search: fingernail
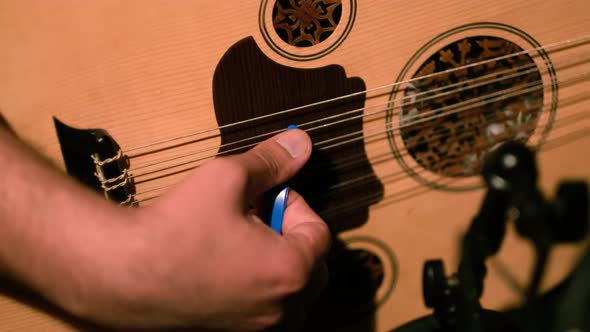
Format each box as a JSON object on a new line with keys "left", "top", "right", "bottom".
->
{"left": 276, "top": 130, "right": 309, "bottom": 158}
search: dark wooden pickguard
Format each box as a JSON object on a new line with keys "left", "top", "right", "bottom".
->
{"left": 212, "top": 37, "right": 383, "bottom": 232}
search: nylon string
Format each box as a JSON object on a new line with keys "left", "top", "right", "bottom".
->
{"left": 103, "top": 35, "right": 590, "bottom": 205}
{"left": 127, "top": 66, "right": 589, "bottom": 181}
{"left": 130, "top": 91, "right": 590, "bottom": 206}
{"left": 122, "top": 34, "right": 590, "bottom": 154}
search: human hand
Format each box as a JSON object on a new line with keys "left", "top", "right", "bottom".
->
{"left": 58, "top": 129, "right": 330, "bottom": 331}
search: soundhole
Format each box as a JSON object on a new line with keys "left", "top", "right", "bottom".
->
{"left": 305, "top": 242, "right": 392, "bottom": 330}
{"left": 341, "top": 249, "right": 385, "bottom": 303}
{"left": 314, "top": 236, "right": 398, "bottom": 313}
{"left": 316, "top": 248, "right": 385, "bottom": 314}
{"left": 272, "top": 0, "right": 342, "bottom": 47}
{"left": 400, "top": 36, "right": 543, "bottom": 177}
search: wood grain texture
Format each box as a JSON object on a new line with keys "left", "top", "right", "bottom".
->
{"left": 0, "top": 1, "right": 589, "bottom": 331}
{"left": 212, "top": 37, "right": 383, "bottom": 232}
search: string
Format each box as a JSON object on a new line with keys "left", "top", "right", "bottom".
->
{"left": 130, "top": 93, "right": 590, "bottom": 204}
{"left": 127, "top": 51, "right": 590, "bottom": 173}
{"left": 128, "top": 61, "right": 542, "bottom": 167}
{"left": 127, "top": 85, "right": 588, "bottom": 192}
{"left": 321, "top": 175, "right": 455, "bottom": 219}
{"left": 315, "top": 81, "right": 544, "bottom": 149}
{"left": 324, "top": 134, "right": 524, "bottom": 200}
{"left": 122, "top": 34, "right": 590, "bottom": 154}
{"left": 315, "top": 98, "right": 533, "bottom": 174}
{"left": 313, "top": 119, "right": 590, "bottom": 218}
{"left": 311, "top": 91, "right": 590, "bottom": 203}
{"left": 127, "top": 75, "right": 543, "bottom": 178}
{"left": 321, "top": 123, "right": 590, "bottom": 219}
{"left": 117, "top": 38, "right": 590, "bottom": 203}
{"left": 127, "top": 70, "right": 581, "bottom": 181}
{"left": 126, "top": 82, "right": 577, "bottom": 189}
{"left": 132, "top": 124, "right": 590, "bottom": 206}
{"left": 320, "top": 90, "right": 590, "bottom": 214}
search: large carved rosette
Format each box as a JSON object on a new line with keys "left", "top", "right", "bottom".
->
{"left": 400, "top": 37, "right": 544, "bottom": 177}
{"left": 387, "top": 24, "right": 557, "bottom": 191}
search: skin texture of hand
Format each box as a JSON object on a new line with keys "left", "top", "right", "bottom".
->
{"left": 0, "top": 125, "right": 330, "bottom": 331}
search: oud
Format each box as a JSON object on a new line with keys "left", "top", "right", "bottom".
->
{"left": 0, "top": 1, "right": 589, "bottom": 331}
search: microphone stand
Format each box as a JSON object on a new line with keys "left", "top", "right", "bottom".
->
{"left": 421, "top": 141, "right": 588, "bottom": 332}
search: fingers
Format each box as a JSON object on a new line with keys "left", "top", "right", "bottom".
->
{"left": 270, "top": 191, "right": 329, "bottom": 330}
{"left": 281, "top": 190, "right": 331, "bottom": 275}
{"left": 229, "top": 129, "right": 312, "bottom": 197}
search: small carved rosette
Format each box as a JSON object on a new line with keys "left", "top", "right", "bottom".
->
{"left": 259, "top": 0, "right": 357, "bottom": 60}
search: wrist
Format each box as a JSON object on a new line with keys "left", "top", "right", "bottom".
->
{"left": 55, "top": 208, "right": 157, "bottom": 327}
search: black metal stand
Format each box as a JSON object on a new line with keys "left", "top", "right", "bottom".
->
{"left": 420, "top": 141, "right": 588, "bottom": 332}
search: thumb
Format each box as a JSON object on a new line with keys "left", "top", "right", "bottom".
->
{"left": 230, "top": 129, "right": 312, "bottom": 197}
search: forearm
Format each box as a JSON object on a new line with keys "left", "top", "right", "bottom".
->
{"left": 0, "top": 127, "right": 138, "bottom": 319}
